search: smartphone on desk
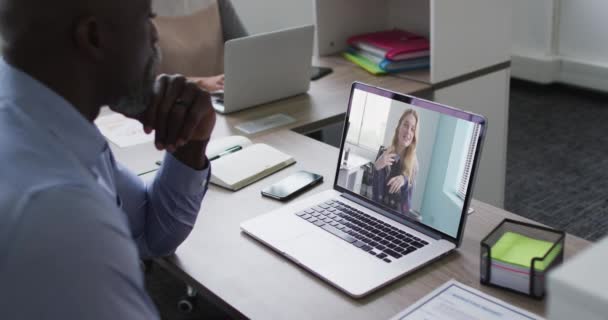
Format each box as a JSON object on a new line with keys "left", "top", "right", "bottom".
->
{"left": 261, "top": 171, "right": 323, "bottom": 201}
{"left": 310, "top": 66, "right": 332, "bottom": 81}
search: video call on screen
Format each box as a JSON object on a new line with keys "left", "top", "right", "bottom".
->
{"left": 337, "top": 89, "right": 480, "bottom": 237}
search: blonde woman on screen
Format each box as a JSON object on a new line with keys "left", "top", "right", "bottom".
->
{"left": 373, "top": 109, "right": 419, "bottom": 218}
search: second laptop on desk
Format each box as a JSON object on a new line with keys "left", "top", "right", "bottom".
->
{"left": 212, "top": 25, "right": 314, "bottom": 114}
{"left": 241, "top": 82, "right": 487, "bottom": 298}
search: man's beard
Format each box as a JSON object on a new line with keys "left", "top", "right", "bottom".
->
{"left": 113, "top": 46, "right": 162, "bottom": 117}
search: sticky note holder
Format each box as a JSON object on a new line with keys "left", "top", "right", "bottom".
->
{"left": 480, "top": 219, "right": 565, "bottom": 299}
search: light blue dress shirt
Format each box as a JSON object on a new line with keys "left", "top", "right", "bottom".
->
{"left": 0, "top": 59, "right": 210, "bottom": 319}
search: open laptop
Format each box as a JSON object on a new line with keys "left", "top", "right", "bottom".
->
{"left": 241, "top": 82, "right": 487, "bottom": 297}
{"left": 212, "top": 25, "right": 314, "bottom": 114}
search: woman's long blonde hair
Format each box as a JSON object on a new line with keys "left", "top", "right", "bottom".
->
{"left": 389, "top": 109, "right": 419, "bottom": 183}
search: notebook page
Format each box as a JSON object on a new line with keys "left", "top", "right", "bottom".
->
{"left": 212, "top": 144, "right": 293, "bottom": 187}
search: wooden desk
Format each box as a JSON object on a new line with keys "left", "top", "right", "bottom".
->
{"left": 155, "top": 130, "right": 589, "bottom": 319}
{"left": 109, "top": 57, "right": 588, "bottom": 319}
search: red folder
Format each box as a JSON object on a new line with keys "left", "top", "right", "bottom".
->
{"left": 347, "top": 29, "right": 430, "bottom": 61}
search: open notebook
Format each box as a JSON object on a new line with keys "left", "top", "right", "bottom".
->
{"left": 207, "top": 136, "right": 295, "bottom": 191}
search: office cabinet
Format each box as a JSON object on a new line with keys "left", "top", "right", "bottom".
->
{"left": 315, "top": 0, "right": 511, "bottom": 207}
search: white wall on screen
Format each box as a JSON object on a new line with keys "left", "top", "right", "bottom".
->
{"left": 345, "top": 89, "right": 366, "bottom": 145}
{"left": 419, "top": 115, "right": 468, "bottom": 237}
{"left": 344, "top": 90, "right": 392, "bottom": 164}
{"left": 358, "top": 94, "right": 391, "bottom": 150}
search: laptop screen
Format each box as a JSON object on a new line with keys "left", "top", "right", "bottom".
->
{"left": 335, "top": 83, "right": 485, "bottom": 241}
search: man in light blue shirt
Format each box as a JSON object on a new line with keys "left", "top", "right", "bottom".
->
{"left": 0, "top": 0, "right": 216, "bottom": 318}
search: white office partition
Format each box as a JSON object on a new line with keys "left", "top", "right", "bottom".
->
{"left": 387, "top": 0, "right": 431, "bottom": 38}
{"left": 314, "top": 0, "right": 389, "bottom": 56}
{"left": 315, "top": 0, "right": 511, "bottom": 84}
{"left": 434, "top": 69, "right": 510, "bottom": 207}
{"left": 431, "top": 0, "right": 511, "bottom": 83}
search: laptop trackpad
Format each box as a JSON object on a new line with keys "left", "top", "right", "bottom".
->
{"left": 283, "top": 232, "right": 348, "bottom": 269}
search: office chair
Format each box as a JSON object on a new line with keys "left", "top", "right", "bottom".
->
{"left": 154, "top": 0, "right": 248, "bottom": 77}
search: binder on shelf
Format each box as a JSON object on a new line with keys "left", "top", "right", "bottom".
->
{"left": 347, "top": 45, "right": 430, "bottom": 63}
{"left": 344, "top": 48, "right": 430, "bottom": 75}
{"left": 342, "top": 51, "right": 386, "bottom": 75}
{"left": 379, "top": 57, "right": 429, "bottom": 73}
{"left": 347, "top": 29, "right": 430, "bottom": 61}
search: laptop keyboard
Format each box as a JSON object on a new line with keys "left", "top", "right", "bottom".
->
{"left": 295, "top": 200, "right": 429, "bottom": 263}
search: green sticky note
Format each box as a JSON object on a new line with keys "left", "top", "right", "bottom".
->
{"left": 342, "top": 52, "right": 387, "bottom": 75}
{"left": 491, "top": 231, "right": 561, "bottom": 271}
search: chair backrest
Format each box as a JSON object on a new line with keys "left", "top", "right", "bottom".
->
{"left": 154, "top": 0, "right": 224, "bottom": 76}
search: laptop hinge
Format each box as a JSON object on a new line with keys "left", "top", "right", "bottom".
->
{"left": 340, "top": 193, "right": 445, "bottom": 241}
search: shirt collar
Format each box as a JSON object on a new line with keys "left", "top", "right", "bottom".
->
{"left": 0, "top": 58, "right": 107, "bottom": 167}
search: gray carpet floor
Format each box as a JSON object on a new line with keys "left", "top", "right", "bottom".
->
{"left": 146, "top": 79, "right": 608, "bottom": 319}
{"left": 506, "top": 80, "right": 608, "bottom": 241}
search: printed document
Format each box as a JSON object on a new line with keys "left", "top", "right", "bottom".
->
{"left": 390, "top": 280, "right": 544, "bottom": 320}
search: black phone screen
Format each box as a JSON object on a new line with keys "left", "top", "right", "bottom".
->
{"left": 310, "top": 66, "right": 333, "bottom": 81}
{"left": 262, "top": 171, "right": 323, "bottom": 200}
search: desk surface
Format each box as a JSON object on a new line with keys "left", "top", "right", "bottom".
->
{"left": 113, "top": 57, "right": 590, "bottom": 319}
{"left": 156, "top": 131, "right": 589, "bottom": 320}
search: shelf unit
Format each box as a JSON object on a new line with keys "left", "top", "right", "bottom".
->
{"left": 315, "top": 0, "right": 510, "bottom": 84}
{"left": 314, "top": 0, "right": 511, "bottom": 207}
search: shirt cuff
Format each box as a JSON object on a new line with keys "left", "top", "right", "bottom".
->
{"left": 156, "top": 152, "right": 210, "bottom": 196}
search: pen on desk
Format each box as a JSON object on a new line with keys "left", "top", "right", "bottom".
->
{"left": 209, "top": 145, "right": 242, "bottom": 161}
{"left": 154, "top": 145, "right": 242, "bottom": 166}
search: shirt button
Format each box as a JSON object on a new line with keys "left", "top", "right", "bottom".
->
{"left": 201, "top": 179, "right": 208, "bottom": 187}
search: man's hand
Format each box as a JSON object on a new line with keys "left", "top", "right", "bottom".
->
{"left": 139, "top": 74, "right": 216, "bottom": 169}
{"left": 191, "top": 74, "right": 224, "bottom": 92}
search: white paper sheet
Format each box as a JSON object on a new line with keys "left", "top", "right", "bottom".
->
{"left": 235, "top": 113, "right": 296, "bottom": 134}
{"left": 95, "top": 114, "right": 154, "bottom": 148}
{"left": 390, "top": 280, "right": 544, "bottom": 320}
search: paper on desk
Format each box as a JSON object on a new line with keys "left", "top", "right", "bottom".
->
{"left": 95, "top": 113, "right": 154, "bottom": 148}
{"left": 235, "top": 113, "right": 296, "bottom": 135}
{"left": 389, "top": 280, "right": 544, "bottom": 320}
